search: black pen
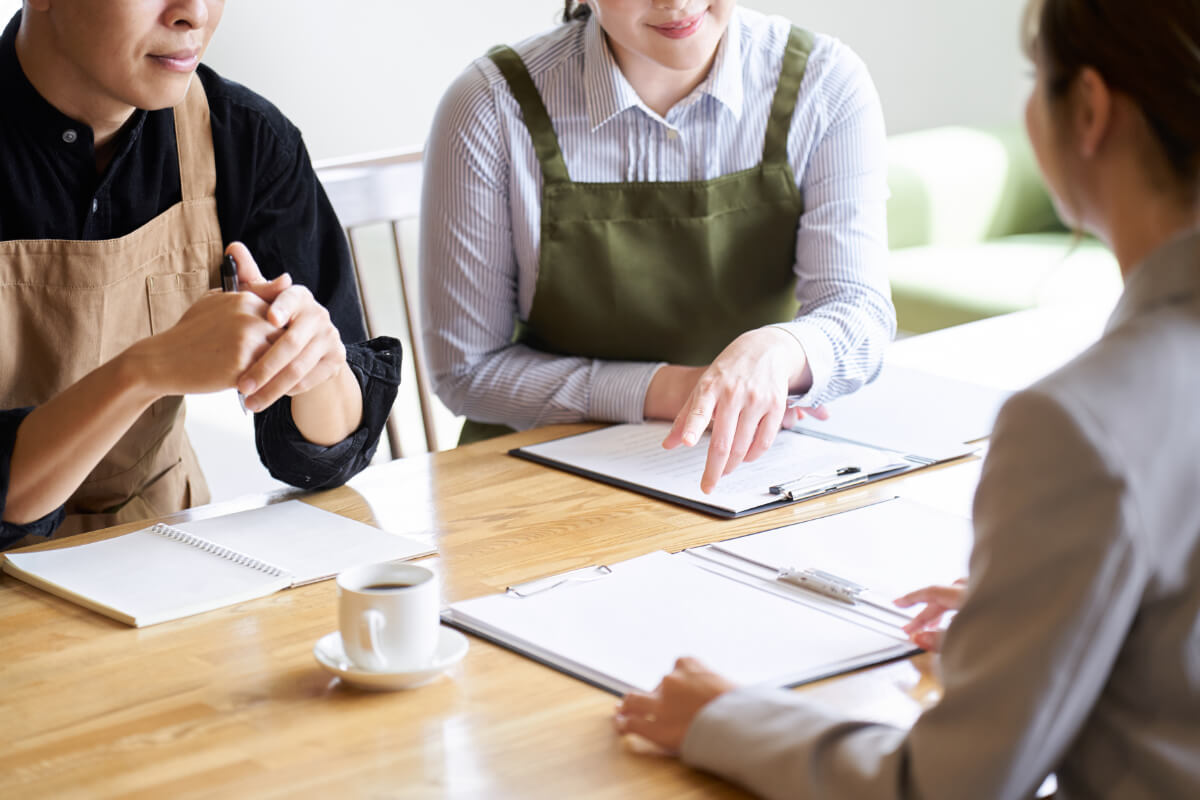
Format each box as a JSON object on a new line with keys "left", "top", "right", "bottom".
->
{"left": 220, "top": 253, "right": 239, "bottom": 293}
{"left": 220, "top": 254, "right": 248, "bottom": 414}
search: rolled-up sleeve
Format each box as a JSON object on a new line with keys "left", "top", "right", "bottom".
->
{"left": 253, "top": 337, "right": 401, "bottom": 490}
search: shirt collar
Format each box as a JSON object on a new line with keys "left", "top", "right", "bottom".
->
{"left": 703, "top": 13, "right": 744, "bottom": 120}
{"left": 1106, "top": 226, "right": 1200, "bottom": 333}
{"left": 583, "top": 16, "right": 643, "bottom": 130}
{"left": 1, "top": 10, "right": 149, "bottom": 162}
{"left": 582, "top": 11, "right": 745, "bottom": 130}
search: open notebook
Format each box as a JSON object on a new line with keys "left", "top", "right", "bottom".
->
{"left": 2, "top": 500, "right": 435, "bottom": 627}
{"left": 444, "top": 497, "right": 972, "bottom": 695}
{"left": 512, "top": 365, "right": 1009, "bottom": 517}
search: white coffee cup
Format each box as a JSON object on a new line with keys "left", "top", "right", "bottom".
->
{"left": 337, "top": 562, "right": 440, "bottom": 672}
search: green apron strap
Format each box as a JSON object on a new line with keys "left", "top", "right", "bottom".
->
{"left": 487, "top": 45, "right": 571, "bottom": 184}
{"left": 762, "top": 27, "right": 815, "bottom": 165}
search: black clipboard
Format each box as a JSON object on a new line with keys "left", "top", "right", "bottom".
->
{"left": 509, "top": 423, "right": 943, "bottom": 518}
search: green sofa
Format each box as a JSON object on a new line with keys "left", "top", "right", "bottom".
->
{"left": 885, "top": 125, "right": 1122, "bottom": 334}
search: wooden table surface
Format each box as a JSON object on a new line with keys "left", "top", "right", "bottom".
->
{"left": 1, "top": 425, "right": 963, "bottom": 799}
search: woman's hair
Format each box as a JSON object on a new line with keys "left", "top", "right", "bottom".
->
{"left": 563, "top": 1, "right": 591, "bottom": 23}
{"left": 1023, "top": 0, "right": 1200, "bottom": 187}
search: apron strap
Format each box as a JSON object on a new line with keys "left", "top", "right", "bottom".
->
{"left": 762, "top": 27, "right": 815, "bottom": 166}
{"left": 487, "top": 45, "right": 571, "bottom": 185}
{"left": 173, "top": 76, "right": 218, "bottom": 202}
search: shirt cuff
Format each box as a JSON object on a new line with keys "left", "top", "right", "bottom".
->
{"left": 254, "top": 336, "right": 402, "bottom": 490}
{"left": 0, "top": 507, "right": 66, "bottom": 550}
{"left": 766, "top": 321, "right": 836, "bottom": 407}
{"left": 587, "top": 361, "right": 665, "bottom": 424}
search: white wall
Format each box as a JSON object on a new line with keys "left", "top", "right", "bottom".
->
{"left": 753, "top": 0, "right": 1030, "bottom": 136}
{"left": 203, "top": 0, "right": 1031, "bottom": 161}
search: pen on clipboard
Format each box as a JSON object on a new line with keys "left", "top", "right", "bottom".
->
{"left": 220, "top": 254, "right": 249, "bottom": 414}
{"left": 707, "top": 545, "right": 911, "bottom": 623}
{"left": 769, "top": 462, "right": 911, "bottom": 501}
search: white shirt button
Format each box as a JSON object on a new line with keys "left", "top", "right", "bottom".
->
{"left": 62, "top": 129, "right": 78, "bottom": 144}
{"left": 91, "top": 198, "right": 99, "bottom": 214}
{"left": 666, "top": 130, "right": 679, "bottom": 141}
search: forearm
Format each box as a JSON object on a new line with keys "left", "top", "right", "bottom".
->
{"left": 684, "top": 687, "right": 911, "bottom": 800}
{"left": 433, "top": 343, "right": 661, "bottom": 428}
{"left": 4, "top": 352, "right": 159, "bottom": 524}
{"left": 253, "top": 337, "right": 398, "bottom": 491}
{"left": 288, "top": 362, "right": 363, "bottom": 446}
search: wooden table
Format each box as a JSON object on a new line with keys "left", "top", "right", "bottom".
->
{"left": 0, "top": 423, "right": 966, "bottom": 799}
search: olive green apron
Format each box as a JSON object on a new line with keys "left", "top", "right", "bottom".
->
{"left": 460, "top": 27, "right": 814, "bottom": 444}
{"left": 0, "top": 78, "right": 222, "bottom": 545}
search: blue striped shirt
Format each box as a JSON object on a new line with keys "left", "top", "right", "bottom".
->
{"left": 420, "top": 7, "right": 895, "bottom": 430}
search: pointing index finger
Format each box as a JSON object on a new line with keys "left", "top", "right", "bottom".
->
{"left": 664, "top": 390, "right": 716, "bottom": 450}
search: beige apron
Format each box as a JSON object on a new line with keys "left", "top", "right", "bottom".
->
{"left": 0, "top": 78, "right": 221, "bottom": 543}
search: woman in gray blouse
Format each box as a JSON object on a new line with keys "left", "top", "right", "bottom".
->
{"left": 615, "top": 0, "right": 1200, "bottom": 797}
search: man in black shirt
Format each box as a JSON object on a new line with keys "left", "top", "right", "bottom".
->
{"left": 0, "top": 1, "right": 401, "bottom": 547}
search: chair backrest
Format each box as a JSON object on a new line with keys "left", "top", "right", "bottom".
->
{"left": 315, "top": 149, "right": 438, "bottom": 457}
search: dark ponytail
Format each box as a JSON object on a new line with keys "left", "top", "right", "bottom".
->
{"left": 1024, "top": 0, "right": 1200, "bottom": 187}
{"left": 563, "top": 1, "right": 591, "bottom": 23}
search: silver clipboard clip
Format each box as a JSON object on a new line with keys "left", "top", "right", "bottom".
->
{"left": 705, "top": 544, "right": 911, "bottom": 624}
{"left": 505, "top": 565, "right": 613, "bottom": 598}
{"left": 769, "top": 462, "right": 911, "bottom": 501}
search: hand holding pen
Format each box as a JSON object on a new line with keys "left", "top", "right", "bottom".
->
{"left": 222, "top": 242, "right": 350, "bottom": 414}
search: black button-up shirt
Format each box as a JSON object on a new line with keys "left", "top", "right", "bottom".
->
{"left": 0, "top": 11, "right": 401, "bottom": 546}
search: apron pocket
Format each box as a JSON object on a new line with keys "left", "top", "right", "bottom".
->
{"left": 109, "top": 456, "right": 189, "bottom": 521}
{"left": 146, "top": 269, "right": 210, "bottom": 334}
{"left": 64, "top": 456, "right": 189, "bottom": 535}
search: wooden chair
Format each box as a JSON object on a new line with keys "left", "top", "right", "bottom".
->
{"left": 315, "top": 149, "right": 440, "bottom": 457}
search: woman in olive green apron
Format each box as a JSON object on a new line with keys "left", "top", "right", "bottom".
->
{"left": 422, "top": 1, "right": 894, "bottom": 493}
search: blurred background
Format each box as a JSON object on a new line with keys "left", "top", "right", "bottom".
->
{"left": 203, "top": 0, "right": 1031, "bottom": 159}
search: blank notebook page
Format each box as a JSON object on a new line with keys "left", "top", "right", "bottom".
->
{"left": 5, "top": 529, "right": 288, "bottom": 625}
{"left": 169, "top": 501, "right": 434, "bottom": 584}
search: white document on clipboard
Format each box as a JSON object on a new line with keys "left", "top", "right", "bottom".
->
{"left": 790, "top": 365, "right": 1011, "bottom": 457}
{"left": 513, "top": 422, "right": 918, "bottom": 517}
{"left": 511, "top": 364, "right": 1005, "bottom": 518}
{"left": 443, "top": 498, "right": 973, "bottom": 695}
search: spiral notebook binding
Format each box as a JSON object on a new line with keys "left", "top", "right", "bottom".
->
{"left": 149, "top": 523, "right": 289, "bottom": 578}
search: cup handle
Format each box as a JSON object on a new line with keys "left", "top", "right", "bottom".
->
{"left": 359, "top": 608, "right": 388, "bottom": 671}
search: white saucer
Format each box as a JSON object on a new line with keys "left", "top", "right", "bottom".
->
{"left": 313, "top": 626, "right": 469, "bottom": 691}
